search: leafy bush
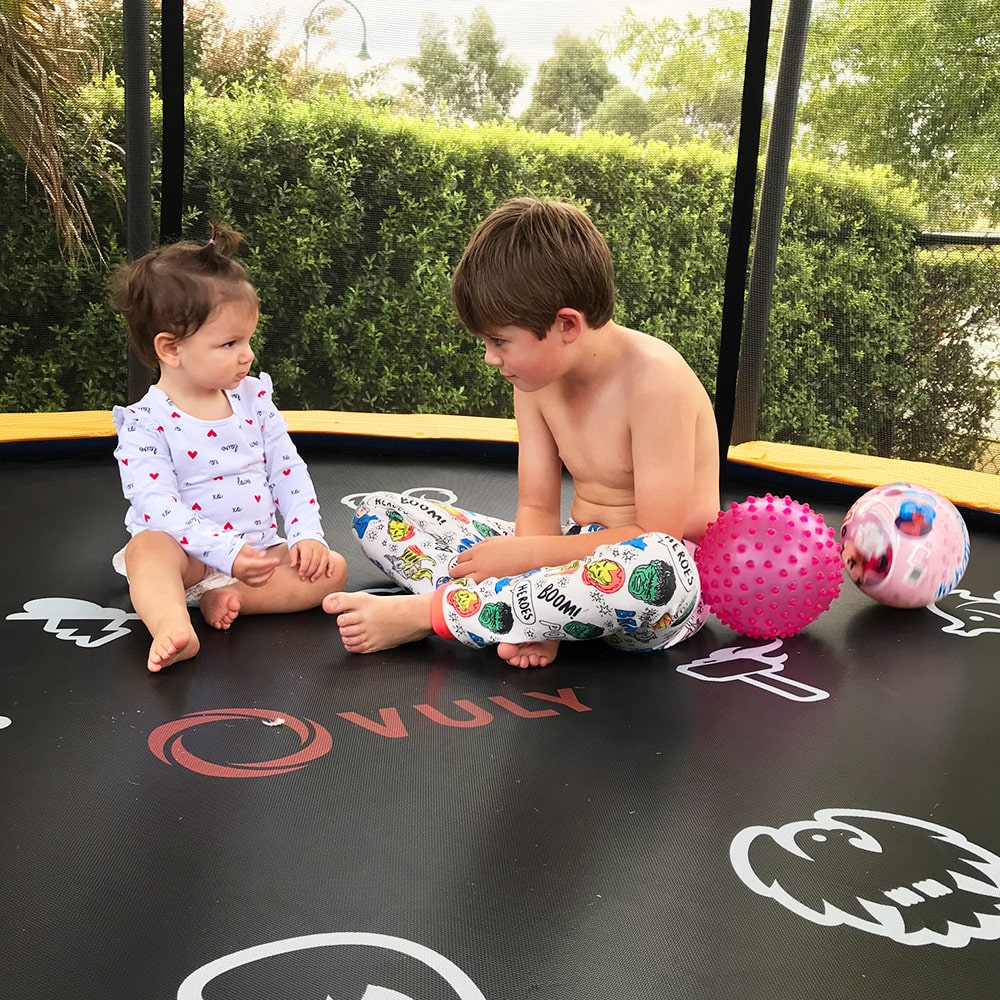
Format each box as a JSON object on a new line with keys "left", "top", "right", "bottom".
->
{"left": 0, "top": 81, "right": 996, "bottom": 471}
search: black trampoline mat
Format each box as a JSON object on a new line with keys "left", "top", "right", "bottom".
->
{"left": 3, "top": 447, "right": 1000, "bottom": 1000}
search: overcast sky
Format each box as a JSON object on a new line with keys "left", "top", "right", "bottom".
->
{"left": 237, "top": 0, "right": 751, "bottom": 111}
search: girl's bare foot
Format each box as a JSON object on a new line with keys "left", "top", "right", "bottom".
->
{"left": 323, "top": 591, "right": 433, "bottom": 653}
{"left": 497, "top": 640, "right": 560, "bottom": 668}
{"left": 148, "top": 627, "right": 199, "bottom": 673}
{"left": 200, "top": 588, "right": 242, "bottom": 630}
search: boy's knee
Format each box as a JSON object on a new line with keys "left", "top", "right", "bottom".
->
{"left": 596, "top": 532, "right": 700, "bottom": 614}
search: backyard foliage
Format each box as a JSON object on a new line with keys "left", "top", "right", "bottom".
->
{"left": 0, "top": 81, "right": 996, "bottom": 470}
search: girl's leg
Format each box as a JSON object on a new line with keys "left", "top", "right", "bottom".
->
{"left": 123, "top": 531, "right": 206, "bottom": 672}
{"left": 433, "top": 533, "right": 702, "bottom": 651}
{"left": 199, "top": 544, "right": 348, "bottom": 629}
{"left": 351, "top": 491, "right": 514, "bottom": 595}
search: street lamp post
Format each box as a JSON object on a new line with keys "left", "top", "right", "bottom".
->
{"left": 303, "top": 0, "right": 371, "bottom": 68}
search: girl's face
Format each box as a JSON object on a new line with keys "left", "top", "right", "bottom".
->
{"left": 169, "top": 297, "right": 259, "bottom": 394}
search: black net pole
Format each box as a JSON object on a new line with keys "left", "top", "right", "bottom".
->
{"left": 714, "top": 0, "right": 773, "bottom": 474}
{"left": 160, "top": 0, "right": 185, "bottom": 244}
{"left": 123, "top": 0, "right": 153, "bottom": 403}
{"left": 732, "top": 0, "right": 813, "bottom": 444}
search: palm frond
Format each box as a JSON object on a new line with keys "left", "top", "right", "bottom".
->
{"left": 0, "top": 0, "right": 108, "bottom": 258}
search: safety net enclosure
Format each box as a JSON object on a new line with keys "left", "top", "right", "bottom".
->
{"left": 2, "top": 3, "right": 1000, "bottom": 999}
{"left": 0, "top": 0, "right": 997, "bottom": 514}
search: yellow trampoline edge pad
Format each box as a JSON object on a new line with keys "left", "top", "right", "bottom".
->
{"left": 728, "top": 441, "right": 998, "bottom": 515}
{"left": 2, "top": 412, "right": 996, "bottom": 514}
{"left": 0, "top": 409, "right": 519, "bottom": 444}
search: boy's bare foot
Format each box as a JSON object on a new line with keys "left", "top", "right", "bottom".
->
{"left": 200, "top": 588, "right": 242, "bottom": 630}
{"left": 148, "top": 627, "right": 199, "bottom": 673}
{"left": 497, "top": 640, "right": 560, "bottom": 669}
{"left": 323, "top": 591, "right": 433, "bottom": 653}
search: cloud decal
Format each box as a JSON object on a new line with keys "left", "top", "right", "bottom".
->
{"left": 6, "top": 597, "right": 140, "bottom": 647}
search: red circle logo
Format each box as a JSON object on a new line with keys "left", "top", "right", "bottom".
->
{"left": 148, "top": 708, "right": 332, "bottom": 778}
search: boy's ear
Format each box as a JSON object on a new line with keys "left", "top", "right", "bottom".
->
{"left": 553, "top": 308, "right": 584, "bottom": 344}
{"left": 153, "top": 332, "right": 182, "bottom": 367}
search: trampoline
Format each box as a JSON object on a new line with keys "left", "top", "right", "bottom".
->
{"left": 3, "top": 433, "right": 1000, "bottom": 1000}
{"left": 4, "top": 0, "right": 1000, "bottom": 993}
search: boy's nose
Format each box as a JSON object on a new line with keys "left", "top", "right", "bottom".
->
{"left": 482, "top": 344, "right": 500, "bottom": 367}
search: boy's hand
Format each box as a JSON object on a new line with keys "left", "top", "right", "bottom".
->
{"left": 232, "top": 544, "right": 281, "bottom": 587}
{"left": 449, "top": 536, "right": 542, "bottom": 583}
{"left": 289, "top": 539, "right": 335, "bottom": 582}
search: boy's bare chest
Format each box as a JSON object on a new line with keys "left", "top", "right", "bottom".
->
{"left": 544, "top": 399, "right": 633, "bottom": 484}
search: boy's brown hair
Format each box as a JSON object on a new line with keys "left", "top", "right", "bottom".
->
{"left": 451, "top": 197, "right": 615, "bottom": 339}
{"left": 111, "top": 222, "right": 258, "bottom": 368}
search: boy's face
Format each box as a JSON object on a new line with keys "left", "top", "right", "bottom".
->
{"left": 160, "top": 297, "right": 259, "bottom": 393}
{"left": 476, "top": 322, "right": 566, "bottom": 393}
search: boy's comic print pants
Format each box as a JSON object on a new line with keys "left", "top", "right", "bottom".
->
{"left": 350, "top": 491, "right": 707, "bottom": 652}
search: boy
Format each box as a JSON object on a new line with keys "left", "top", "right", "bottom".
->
{"left": 324, "top": 197, "right": 720, "bottom": 667}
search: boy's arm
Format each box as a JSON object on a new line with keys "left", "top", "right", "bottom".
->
{"left": 513, "top": 388, "right": 563, "bottom": 537}
{"left": 629, "top": 362, "right": 699, "bottom": 542}
{"left": 449, "top": 389, "right": 564, "bottom": 581}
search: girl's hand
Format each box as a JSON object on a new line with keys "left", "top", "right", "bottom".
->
{"left": 232, "top": 544, "right": 280, "bottom": 587}
{"left": 289, "top": 539, "right": 335, "bottom": 582}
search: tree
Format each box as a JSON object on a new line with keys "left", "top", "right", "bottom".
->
{"left": 520, "top": 33, "right": 617, "bottom": 135}
{"left": 79, "top": 0, "right": 226, "bottom": 92}
{"left": 588, "top": 85, "right": 652, "bottom": 138}
{"left": 198, "top": 13, "right": 302, "bottom": 95}
{"left": 608, "top": 8, "right": 757, "bottom": 145}
{"left": 611, "top": 0, "right": 1000, "bottom": 225}
{"left": 406, "top": 7, "right": 526, "bottom": 122}
{"left": 798, "top": 0, "right": 1000, "bottom": 227}
{"left": 0, "top": 0, "right": 105, "bottom": 255}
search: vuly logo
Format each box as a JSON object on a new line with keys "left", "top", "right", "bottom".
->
{"left": 149, "top": 689, "right": 592, "bottom": 778}
{"left": 148, "top": 709, "right": 332, "bottom": 778}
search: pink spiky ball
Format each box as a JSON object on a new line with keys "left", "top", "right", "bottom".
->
{"left": 695, "top": 494, "right": 844, "bottom": 639}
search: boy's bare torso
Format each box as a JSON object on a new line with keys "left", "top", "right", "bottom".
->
{"left": 532, "top": 326, "right": 720, "bottom": 541}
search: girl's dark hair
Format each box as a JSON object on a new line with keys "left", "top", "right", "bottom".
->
{"left": 111, "top": 222, "right": 258, "bottom": 367}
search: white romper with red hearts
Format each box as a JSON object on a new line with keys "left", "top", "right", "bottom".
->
{"left": 112, "top": 372, "right": 326, "bottom": 579}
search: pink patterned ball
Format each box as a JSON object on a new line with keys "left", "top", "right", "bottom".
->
{"left": 839, "top": 482, "right": 969, "bottom": 608}
{"left": 696, "top": 494, "right": 844, "bottom": 639}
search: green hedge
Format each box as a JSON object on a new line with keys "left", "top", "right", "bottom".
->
{"left": 0, "top": 79, "right": 996, "bottom": 469}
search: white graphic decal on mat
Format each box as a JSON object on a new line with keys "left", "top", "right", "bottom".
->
{"left": 676, "top": 640, "right": 829, "bottom": 702}
{"left": 177, "top": 931, "right": 486, "bottom": 999}
{"left": 0, "top": 716, "right": 10, "bottom": 730}
{"left": 731, "top": 809, "right": 1000, "bottom": 947}
{"left": 928, "top": 589, "right": 1000, "bottom": 637}
{"left": 6, "top": 597, "right": 140, "bottom": 647}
